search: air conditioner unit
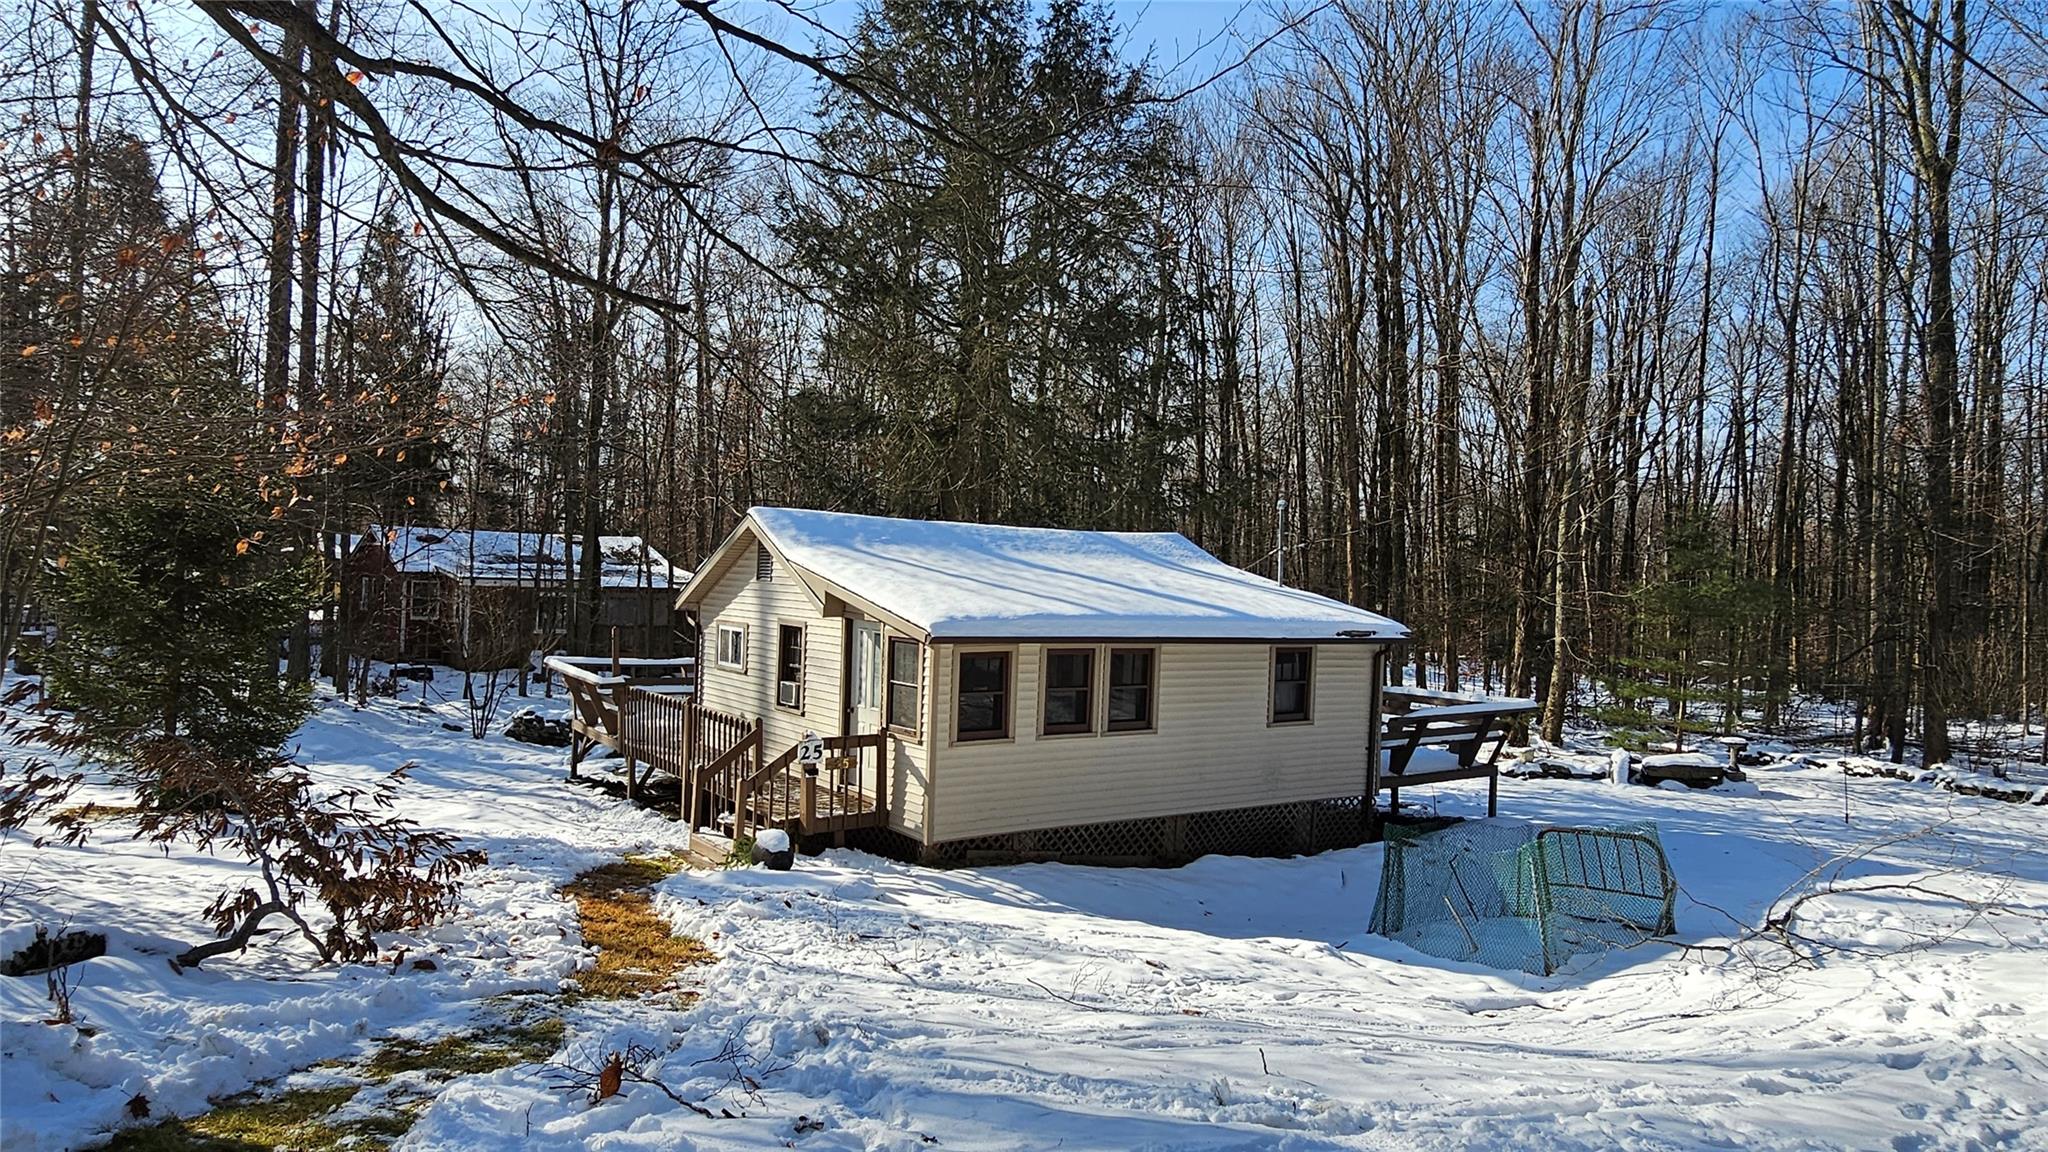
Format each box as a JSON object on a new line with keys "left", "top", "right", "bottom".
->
{"left": 778, "top": 680, "right": 799, "bottom": 708}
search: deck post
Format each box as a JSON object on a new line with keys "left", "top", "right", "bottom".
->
{"left": 875, "top": 732, "right": 889, "bottom": 822}
{"left": 1365, "top": 644, "right": 1388, "bottom": 839}
{"left": 681, "top": 704, "right": 696, "bottom": 829}
{"left": 801, "top": 774, "right": 817, "bottom": 830}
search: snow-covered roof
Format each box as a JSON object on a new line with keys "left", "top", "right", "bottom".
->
{"left": 712, "top": 507, "right": 1406, "bottom": 641}
{"left": 360, "top": 526, "right": 685, "bottom": 589}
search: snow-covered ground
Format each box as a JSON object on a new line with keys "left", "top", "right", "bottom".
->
{"left": 5, "top": 674, "right": 2047, "bottom": 1151}
{"left": 1, "top": 672, "right": 690, "bottom": 1151}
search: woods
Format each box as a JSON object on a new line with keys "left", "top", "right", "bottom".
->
{"left": 4, "top": 0, "right": 2048, "bottom": 759}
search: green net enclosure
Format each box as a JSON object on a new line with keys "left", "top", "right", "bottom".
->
{"left": 1368, "top": 819, "right": 1677, "bottom": 975}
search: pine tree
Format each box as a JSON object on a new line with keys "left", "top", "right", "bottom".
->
{"left": 778, "top": 0, "right": 1179, "bottom": 525}
{"left": 1594, "top": 513, "right": 1775, "bottom": 751}
{"left": 46, "top": 496, "right": 318, "bottom": 763}
{"left": 329, "top": 212, "right": 453, "bottom": 528}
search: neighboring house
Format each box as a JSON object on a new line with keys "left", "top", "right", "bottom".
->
{"left": 672, "top": 507, "right": 1409, "bottom": 864}
{"left": 344, "top": 526, "right": 688, "bottom": 668}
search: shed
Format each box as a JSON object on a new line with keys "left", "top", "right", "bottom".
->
{"left": 343, "top": 526, "right": 687, "bottom": 668}
{"left": 661, "top": 507, "right": 1410, "bottom": 863}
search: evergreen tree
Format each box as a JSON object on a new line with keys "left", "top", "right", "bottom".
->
{"left": 1593, "top": 513, "right": 1776, "bottom": 751}
{"left": 46, "top": 496, "right": 318, "bottom": 763}
{"left": 779, "top": 0, "right": 1182, "bottom": 526}
{"left": 328, "top": 212, "right": 453, "bottom": 528}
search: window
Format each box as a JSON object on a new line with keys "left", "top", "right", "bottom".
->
{"left": 956, "top": 651, "right": 1010, "bottom": 741}
{"left": 538, "top": 591, "right": 568, "bottom": 634}
{"left": 777, "top": 624, "right": 805, "bottom": 709}
{"left": 716, "top": 623, "right": 747, "bottom": 671}
{"left": 887, "top": 638, "right": 922, "bottom": 733}
{"left": 1043, "top": 649, "right": 1094, "bottom": 735}
{"left": 852, "top": 627, "right": 882, "bottom": 711}
{"left": 755, "top": 544, "right": 774, "bottom": 581}
{"left": 1272, "top": 647, "right": 1313, "bottom": 723}
{"left": 1107, "top": 648, "right": 1156, "bottom": 732}
{"left": 408, "top": 579, "right": 441, "bottom": 621}
{"left": 358, "top": 577, "right": 372, "bottom": 607}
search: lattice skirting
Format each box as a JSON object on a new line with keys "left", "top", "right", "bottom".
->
{"left": 886, "top": 797, "right": 1376, "bottom": 867}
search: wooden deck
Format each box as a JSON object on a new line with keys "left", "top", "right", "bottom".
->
{"left": 550, "top": 656, "right": 888, "bottom": 848}
{"left": 548, "top": 654, "right": 695, "bottom": 790}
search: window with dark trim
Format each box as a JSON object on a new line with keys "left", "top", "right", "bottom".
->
{"left": 956, "top": 651, "right": 1010, "bottom": 741}
{"left": 777, "top": 624, "right": 804, "bottom": 709}
{"left": 1107, "top": 648, "right": 1155, "bottom": 732}
{"left": 1272, "top": 647, "right": 1313, "bottom": 723}
{"left": 537, "top": 590, "right": 568, "bottom": 634}
{"left": 408, "top": 579, "right": 441, "bottom": 621}
{"left": 1043, "top": 649, "right": 1094, "bottom": 734}
{"left": 886, "top": 638, "right": 922, "bottom": 733}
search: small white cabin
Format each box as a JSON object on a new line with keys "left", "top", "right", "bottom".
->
{"left": 669, "top": 507, "right": 1409, "bottom": 864}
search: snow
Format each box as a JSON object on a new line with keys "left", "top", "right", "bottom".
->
{"left": 1, "top": 670, "right": 690, "bottom": 1151}
{"left": 1640, "top": 751, "right": 1724, "bottom": 770}
{"left": 359, "top": 525, "right": 687, "bottom": 589}
{"left": 753, "top": 828, "right": 792, "bottom": 854}
{"left": 1383, "top": 685, "right": 1540, "bottom": 715}
{"left": 729, "top": 506, "right": 1408, "bottom": 640}
{"left": 8, "top": 675, "right": 2048, "bottom": 1150}
{"left": 1378, "top": 745, "right": 1463, "bottom": 775}
{"left": 418, "top": 756, "right": 2044, "bottom": 1152}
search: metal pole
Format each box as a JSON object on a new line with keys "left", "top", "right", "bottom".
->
{"left": 1275, "top": 497, "right": 1287, "bottom": 585}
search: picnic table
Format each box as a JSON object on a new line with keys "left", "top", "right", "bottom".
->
{"left": 1378, "top": 687, "right": 1539, "bottom": 818}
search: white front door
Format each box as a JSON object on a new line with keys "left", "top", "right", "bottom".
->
{"left": 848, "top": 621, "right": 883, "bottom": 735}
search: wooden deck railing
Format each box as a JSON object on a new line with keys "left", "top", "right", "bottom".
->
{"left": 621, "top": 686, "right": 694, "bottom": 794}
{"left": 729, "top": 732, "right": 887, "bottom": 840}
{"left": 686, "top": 717, "right": 761, "bottom": 833}
{"left": 555, "top": 669, "right": 887, "bottom": 842}
{"left": 691, "top": 705, "right": 756, "bottom": 772}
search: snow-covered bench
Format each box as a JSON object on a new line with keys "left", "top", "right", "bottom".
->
{"left": 1379, "top": 688, "right": 1539, "bottom": 818}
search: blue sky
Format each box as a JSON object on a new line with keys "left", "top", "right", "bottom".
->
{"left": 730, "top": 0, "right": 1278, "bottom": 82}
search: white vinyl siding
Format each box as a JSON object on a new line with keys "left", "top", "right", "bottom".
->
{"left": 691, "top": 528, "right": 929, "bottom": 837}
{"left": 693, "top": 532, "right": 837, "bottom": 759}
{"left": 928, "top": 641, "right": 1380, "bottom": 842}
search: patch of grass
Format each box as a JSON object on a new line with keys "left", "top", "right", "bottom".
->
{"left": 106, "top": 1085, "right": 360, "bottom": 1152}
{"left": 330, "top": 1110, "right": 420, "bottom": 1144}
{"left": 560, "top": 855, "right": 712, "bottom": 1001}
{"left": 363, "top": 1014, "right": 565, "bottom": 1083}
{"left": 53, "top": 801, "right": 140, "bottom": 824}
{"left": 107, "top": 853, "right": 706, "bottom": 1150}
{"left": 115, "top": 1001, "right": 569, "bottom": 1151}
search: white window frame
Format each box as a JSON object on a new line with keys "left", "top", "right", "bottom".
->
{"left": 715, "top": 623, "right": 748, "bottom": 672}
{"left": 886, "top": 637, "right": 923, "bottom": 738}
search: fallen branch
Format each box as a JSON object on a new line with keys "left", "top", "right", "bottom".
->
{"left": 545, "top": 1042, "right": 719, "bottom": 1117}
{"left": 1027, "top": 977, "right": 1111, "bottom": 1012}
